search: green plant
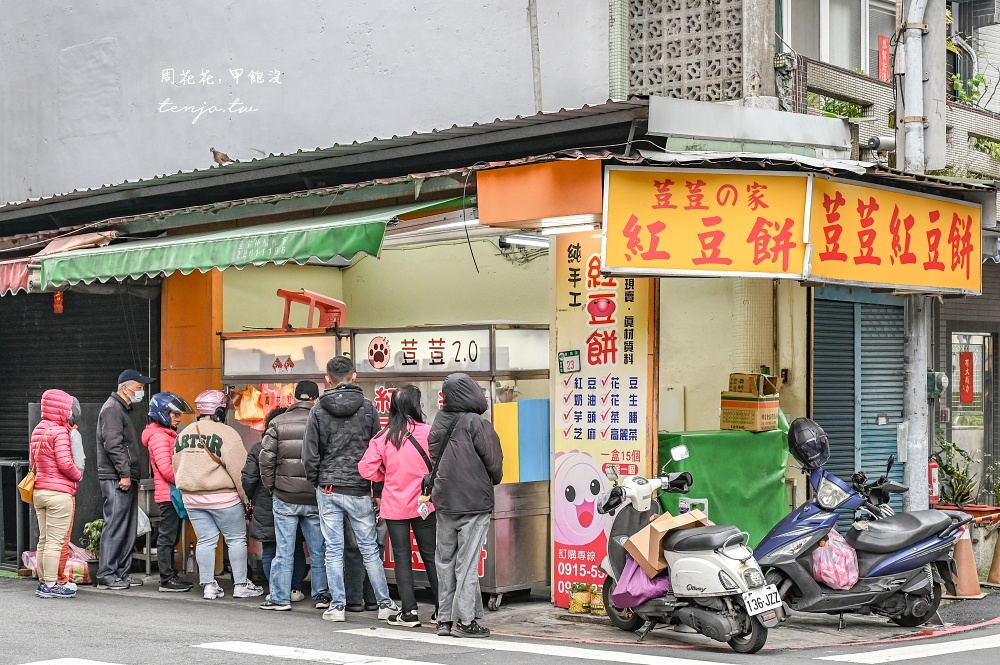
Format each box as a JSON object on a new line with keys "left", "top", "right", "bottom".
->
{"left": 933, "top": 435, "right": 980, "bottom": 507}
{"left": 952, "top": 73, "right": 988, "bottom": 106}
{"left": 806, "top": 93, "right": 865, "bottom": 119}
{"left": 81, "top": 519, "right": 104, "bottom": 558}
{"left": 972, "top": 136, "right": 1000, "bottom": 164}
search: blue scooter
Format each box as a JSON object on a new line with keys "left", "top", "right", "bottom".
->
{"left": 755, "top": 418, "right": 971, "bottom": 627}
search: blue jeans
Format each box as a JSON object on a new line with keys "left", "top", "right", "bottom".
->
{"left": 261, "top": 531, "right": 307, "bottom": 589}
{"left": 271, "top": 497, "right": 329, "bottom": 605}
{"left": 316, "top": 491, "right": 390, "bottom": 607}
{"left": 186, "top": 504, "right": 248, "bottom": 586}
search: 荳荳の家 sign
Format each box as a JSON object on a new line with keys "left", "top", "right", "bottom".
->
{"left": 552, "top": 230, "right": 655, "bottom": 607}
{"left": 602, "top": 167, "right": 982, "bottom": 294}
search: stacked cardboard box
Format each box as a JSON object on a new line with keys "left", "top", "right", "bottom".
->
{"left": 623, "top": 509, "right": 712, "bottom": 578}
{"left": 720, "top": 373, "right": 780, "bottom": 432}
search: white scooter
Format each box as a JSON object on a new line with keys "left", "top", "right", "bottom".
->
{"left": 597, "top": 445, "right": 781, "bottom": 654}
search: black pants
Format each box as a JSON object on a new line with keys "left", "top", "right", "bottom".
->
{"left": 97, "top": 480, "right": 138, "bottom": 583}
{"left": 386, "top": 514, "right": 439, "bottom": 614}
{"left": 156, "top": 501, "right": 181, "bottom": 581}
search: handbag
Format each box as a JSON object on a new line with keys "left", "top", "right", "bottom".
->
{"left": 420, "top": 414, "right": 468, "bottom": 500}
{"left": 169, "top": 483, "right": 188, "bottom": 520}
{"left": 18, "top": 427, "right": 55, "bottom": 504}
{"left": 611, "top": 554, "right": 673, "bottom": 608}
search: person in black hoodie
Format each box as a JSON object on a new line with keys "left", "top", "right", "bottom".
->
{"left": 425, "top": 373, "right": 503, "bottom": 639}
{"left": 302, "top": 356, "right": 400, "bottom": 623}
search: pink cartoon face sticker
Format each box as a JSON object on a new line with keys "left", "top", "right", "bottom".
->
{"left": 554, "top": 450, "right": 611, "bottom": 546}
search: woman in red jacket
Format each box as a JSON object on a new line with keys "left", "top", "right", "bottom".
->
{"left": 30, "top": 389, "right": 83, "bottom": 598}
{"left": 141, "top": 392, "right": 195, "bottom": 593}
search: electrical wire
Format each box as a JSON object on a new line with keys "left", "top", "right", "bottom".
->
{"left": 461, "top": 162, "right": 489, "bottom": 274}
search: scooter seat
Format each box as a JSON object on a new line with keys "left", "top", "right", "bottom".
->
{"left": 662, "top": 525, "right": 743, "bottom": 552}
{"left": 844, "top": 510, "right": 952, "bottom": 553}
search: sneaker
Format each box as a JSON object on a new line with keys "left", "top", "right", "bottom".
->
{"left": 160, "top": 576, "right": 193, "bottom": 592}
{"left": 388, "top": 611, "right": 421, "bottom": 627}
{"left": 345, "top": 603, "right": 365, "bottom": 612}
{"left": 125, "top": 575, "right": 144, "bottom": 587}
{"left": 323, "top": 604, "right": 346, "bottom": 622}
{"left": 37, "top": 582, "right": 75, "bottom": 599}
{"left": 62, "top": 582, "right": 78, "bottom": 593}
{"left": 290, "top": 589, "right": 306, "bottom": 602}
{"left": 96, "top": 578, "right": 129, "bottom": 590}
{"left": 451, "top": 621, "right": 490, "bottom": 638}
{"left": 203, "top": 581, "right": 225, "bottom": 599}
{"left": 314, "top": 593, "right": 332, "bottom": 609}
{"left": 378, "top": 600, "right": 401, "bottom": 620}
{"left": 233, "top": 581, "right": 264, "bottom": 598}
{"left": 436, "top": 621, "right": 453, "bottom": 636}
{"left": 260, "top": 599, "right": 292, "bottom": 611}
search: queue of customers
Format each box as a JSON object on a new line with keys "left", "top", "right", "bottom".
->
{"left": 27, "top": 358, "right": 503, "bottom": 638}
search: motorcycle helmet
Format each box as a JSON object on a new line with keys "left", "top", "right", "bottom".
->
{"left": 194, "top": 389, "right": 229, "bottom": 422}
{"left": 148, "top": 392, "right": 194, "bottom": 428}
{"left": 788, "top": 418, "right": 830, "bottom": 470}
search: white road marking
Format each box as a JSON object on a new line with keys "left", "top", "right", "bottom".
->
{"left": 338, "top": 627, "right": 732, "bottom": 665}
{"left": 815, "top": 634, "right": 1000, "bottom": 663}
{"left": 21, "top": 660, "right": 125, "bottom": 665}
{"left": 196, "top": 641, "right": 441, "bottom": 664}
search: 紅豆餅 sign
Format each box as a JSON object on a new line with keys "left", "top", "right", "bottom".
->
{"left": 601, "top": 167, "right": 982, "bottom": 295}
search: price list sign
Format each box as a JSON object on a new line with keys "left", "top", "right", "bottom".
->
{"left": 552, "top": 230, "right": 655, "bottom": 607}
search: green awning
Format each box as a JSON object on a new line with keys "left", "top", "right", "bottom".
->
{"left": 38, "top": 199, "right": 460, "bottom": 288}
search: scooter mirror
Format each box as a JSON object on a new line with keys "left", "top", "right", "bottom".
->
{"left": 605, "top": 466, "right": 619, "bottom": 482}
{"left": 671, "top": 445, "right": 690, "bottom": 462}
{"left": 886, "top": 454, "right": 895, "bottom": 476}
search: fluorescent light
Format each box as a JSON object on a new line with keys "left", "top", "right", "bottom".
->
{"left": 422, "top": 218, "right": 480, "bottom": 232}
{"left": 502, "top": 234, "right": 549, "bottom": 249}
{"left": 540, "top": 224, "right": 599, "bottom": 236}
{"left": 538, "top": 214, "right": 601, "bottom": 227}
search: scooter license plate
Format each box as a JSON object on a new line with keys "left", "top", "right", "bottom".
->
{"left": 742, "top": 584, "right": 782, "bottom": 616}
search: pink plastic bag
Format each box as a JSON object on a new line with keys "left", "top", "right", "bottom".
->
{"left": 611, "top": 554, "right": 672, "bottom": 608}
{"left": 811, "top": 529, "right": 859, "bottom": 590}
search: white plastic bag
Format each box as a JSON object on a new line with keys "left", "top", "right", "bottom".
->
{"left": 137, "top": 508, "right": 151, "bottom": 537}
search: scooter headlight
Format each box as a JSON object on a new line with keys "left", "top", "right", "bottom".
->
{"left": 743, "top": 568, "right": 765, "bottom": 589}
{"left": 773, "top": 535, "right": 812, "bottom": 558}
{"left": 816, "top": 477, "right": 850, "bottom": 509}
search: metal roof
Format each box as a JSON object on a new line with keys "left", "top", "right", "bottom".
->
{"left": 0, "top": 99, "right": 651, "bottom": 212}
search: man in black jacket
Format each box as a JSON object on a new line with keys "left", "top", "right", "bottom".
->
{"left": 258, "top": 381, "right": 330, "bottom": 611}
{"left": 302, "top": 356, "right": 398, "bottom": 622}
{"left": 427, "top": 373, "right": 503, "bottom": 638}
{"left": 95, "top": 368, "right": 155, "bottom": 590}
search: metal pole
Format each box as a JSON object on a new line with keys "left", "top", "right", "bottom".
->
{"left": 903, "top": 294, "right": 930, "bottom": 511}
{"left": 901, "top": 0, "right": 930, "bottom": 174}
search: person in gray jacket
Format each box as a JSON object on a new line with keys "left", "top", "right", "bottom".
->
{"left": 426, "top": 373, "right": 503, "bottom": 638}
{"left": 95, "top": 369, "right": 155, "bottom": 590}
{"left": 259, "top": 381, "right": 330, "bottom": 611}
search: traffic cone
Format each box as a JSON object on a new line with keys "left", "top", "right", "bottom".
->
{"left": 981, "top": 526, "right": 1000, "bottom": 588}
{"left": 943, "top": 526, "right": 987, "bottom": 599}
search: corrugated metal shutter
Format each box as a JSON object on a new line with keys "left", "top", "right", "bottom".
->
{"left": 0, "top": 290, "right": 160, "bottom": 456}
{"left": 813, "top": 299, "right": 857, "bottom": 485}
{"left": 859, "top": 303, "right": 906, "bottom": 511}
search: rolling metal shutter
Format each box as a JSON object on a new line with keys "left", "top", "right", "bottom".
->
{"left": 0, "top": 290, "right": 160, "bottom": 456}
{"left": 813, "top": 299, "right": 857, "bottom": 485}
{"left": 859, "top": 303, "right": 906, "bottom": 512}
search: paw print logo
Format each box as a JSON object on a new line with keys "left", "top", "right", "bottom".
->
{"left": 368, "top": 337, "right": 391, "bottom": 370}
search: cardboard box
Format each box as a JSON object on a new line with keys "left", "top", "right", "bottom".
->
{"left": 720, "top": 391, "right": 780, "bottom": 432}
{"left": 624, "top": 509, "right": 712, "bottom": 579}
{"left": 728, "top": 372, "right": 781, "bottom": 396}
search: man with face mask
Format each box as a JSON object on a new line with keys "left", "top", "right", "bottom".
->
{"left": 95, "top": 369, "right": 155, "bottom": 590}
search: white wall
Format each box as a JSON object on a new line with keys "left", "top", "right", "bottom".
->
{"left": 978, "top": 25, "right": 1000, "bottom": 115}
{"left": 0, "top": 0, "right": 610, "bottom": 204}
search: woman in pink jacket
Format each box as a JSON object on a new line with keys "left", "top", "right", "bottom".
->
{"left": 359, "top": 385, "right": 439, "bottom": 628}
{"left": 30, "top": 389, "right": 83, "bottom": 598}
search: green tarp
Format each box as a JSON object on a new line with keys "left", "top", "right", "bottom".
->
{"left": 39, "top": 199, "right": 462, "bottom": 288}
{"left": 658, "top": 423, "right": 790, "bottom": 547}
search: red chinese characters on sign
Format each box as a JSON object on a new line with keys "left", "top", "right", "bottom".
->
{"left": 924, "top": 211, "right": 945, "bottom": 271}
{"left": 888, "top": 205, "right": 917, "bottom": 265}
{"left": 960, "top": 352, "right": 975, "bottom": 405}
{"left": 652, "top": 179, "right": 678, "bottom": 209}
{"left": 819, "top": 191, "right": 848, "bottom": 262}
{"left": 746, "top": 182, "right": 769, "bottom": 211}
{"left": 584, "top": 253, "right": 619, "bottom": 365}
{"left": 746, "top": 217, "right": 797, "bottom": 272}
{"left": 692, "top": 216, "right": 733, "bottom": 265}
{"left": 373, "top": 386, "right": 395, "bottom": 414}
{"left": 587, "top": 330, "right": 618, "bottom": 365}
{"left": 949, "top": 213, "right": 975, "bottom": 280}
{"left": 855, "top": 197, "right": 881, "bottom": 265}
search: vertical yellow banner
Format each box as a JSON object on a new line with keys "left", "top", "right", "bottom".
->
{"left": 553, "top": 230, "right": 655, "bottom": 607}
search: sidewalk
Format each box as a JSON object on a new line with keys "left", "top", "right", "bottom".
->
{"left": 31, "top": 573, "right": 1000, "bottom": 651}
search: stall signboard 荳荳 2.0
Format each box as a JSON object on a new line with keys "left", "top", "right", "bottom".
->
{"left": 602, "top": 167, "right": 982, "bottom": 294}
{"left": 353, "top": 328, "right": 491, "bottom": 375}
{"left": 553, "top": 230, "right": 654, "bottom": 607}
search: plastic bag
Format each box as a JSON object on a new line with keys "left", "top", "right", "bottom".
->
{"left": 137, "top": 508, "right": 151, "bottom": 537}
{"left": 20, "top": 549, "right": 89, "bottom": 584}
{"left": 611, "top": 554, "right": 672, "bottom": 608}
{"left": 568, "top": 582, "right": 591, "bottom": 613}
{"left": 811, "top": 528, "right": 859, "bottom": 590}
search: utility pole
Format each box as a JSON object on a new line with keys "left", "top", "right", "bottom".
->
{"left": 903, "top": 296, "right": 929, "bottom": 511}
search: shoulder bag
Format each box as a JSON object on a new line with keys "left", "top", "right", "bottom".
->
{"left": 420, "top": 414, "right": 468, "bottom": 500}
{"left": 18, "top": 426, "right": 55, "bottom": 504}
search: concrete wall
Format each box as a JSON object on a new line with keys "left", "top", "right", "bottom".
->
{"left": 0, "top": 0, "right": 610, "bottom": 203}
{"left": 341, "top": 239, "right": 549, "bottom": 327}
{"left": 978, "top": 25, "right": 1000, "bottom": 115}
{"left": 222, "top": 264, "right": 344, "bottom": 332}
